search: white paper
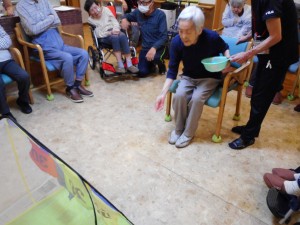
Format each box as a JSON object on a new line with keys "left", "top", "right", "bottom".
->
{"left": 54, "top": 6, "right": 75, "bottom": 11}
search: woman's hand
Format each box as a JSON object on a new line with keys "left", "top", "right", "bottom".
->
{"left": 111, "top": 30, "right": 120, "bottom": 35}
{"left": 155, "top": 95, "right": 165, "bottom": 111}
{"left": 230, "top": 52, "right": 248, "bottom": 64}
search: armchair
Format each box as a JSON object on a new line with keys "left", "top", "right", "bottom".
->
{"left": 0, "top": 47, "right": 34, "bottom": 104}
{"left": 14, "top": 23, "right": 90, "bottom": 101}
{"left": 165, "top": 36, "right": 252, "bottom": 143}
{"left": 286, "top": 59, "right": 300, "bottom": 101}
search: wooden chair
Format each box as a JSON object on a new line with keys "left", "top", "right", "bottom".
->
{"left": 286, "top": 58, "right": 300, "bottom": 101}
{"left": 165, "top": 36, "right": 252, "bottom": 143}
{"left": 0, "top": 47, "right": 34, "bottom": 104}
{"left": 14, "top": 23, "right": 90, "bottom": 101}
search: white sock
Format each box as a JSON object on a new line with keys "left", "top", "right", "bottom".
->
{"left": 126, "top": 58, "right": 133, "bottom": 68}
{"left": 118, "top": 61, "right": 124, "bottom": 68}
{"left": 284, "top": 180, "right": 300, "bottom": 196}
{"left": 294, "top": 173, "right": 300, "bottom": 180}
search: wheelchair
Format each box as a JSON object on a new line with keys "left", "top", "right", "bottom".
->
{"left": 266, "top": 188, "right": 300, "bottom": 224}
{"left": 87, "top": 23, "right": 139, "bottom": 79}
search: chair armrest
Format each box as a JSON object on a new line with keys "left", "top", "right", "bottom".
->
{"left": 58, "top": 27, "right": 84, "bottom": 49}
{"left": 16, "top": 36, "right": 42, "bottom": 51}
{"left": 88, "top": 22, "right": 96, "bottom": 30}
{"left": 224, "top": 60, "right": 251, "bottom": 86}
{"left": 9, "top": 47, "right": 25, "bottom": 69}
{"left": 231, "top": 61, "right": 251, "bottom": 74}
{"left": 213, "top": 26, "right": 224, "bottom": 34}
{"left": 17, "top": 38, "right": 45, "bottom": 61}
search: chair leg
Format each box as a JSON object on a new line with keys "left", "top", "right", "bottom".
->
{"left": 28, "top": 90, "right": 34, "bottom": 104}
{"left": 40, "top": 62, "right": 54, "bottom": 101}
{"left": 84, "top": 72, "right": 90, "bottom": 86}
{"left": 244, "top": 61, "right": 253, "bottom": 87}
{"left": 298, "top": 71, "right": 300, "bottom": 98}
{"left": 233, "top": 84, "right": 243, "bottom": 121}
{"left": 212, "top": 86, "right": 229, "bottom": 143}
{"left": 287, "top": 70, "right": 300, "bottom": 101}
{"left": 165, "top": 92, "right": 172, "bottom": 122}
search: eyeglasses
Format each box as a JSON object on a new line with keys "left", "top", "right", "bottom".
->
{"left": 138, "top": 0, "right": 152, "bottom": 6}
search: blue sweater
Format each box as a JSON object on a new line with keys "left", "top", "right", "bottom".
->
{"left": 167, "top": 29, "right": 229, "bottom": 80}
{"left": 124, "top": 9, "right": 168, "bottom": 51}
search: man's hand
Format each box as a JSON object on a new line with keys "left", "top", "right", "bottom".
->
{"left": 6, "top": 5, "right": 14, "bottom": 16}
{"left": 146, "top": 47, "right": 156, "bottom": 61}
{"left": 121, "top": 18, "right": 130, "bottom": 30}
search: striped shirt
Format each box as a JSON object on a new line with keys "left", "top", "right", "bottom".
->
{"left": 0, "top": 25, "right": 12, "bottom": 62}
{"left": 16, "top": 0, "right": 61, "bottom": 36}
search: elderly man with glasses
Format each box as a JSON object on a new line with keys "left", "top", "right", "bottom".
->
{"left": 121, "top": 0, "right": 168, "bottom": 77}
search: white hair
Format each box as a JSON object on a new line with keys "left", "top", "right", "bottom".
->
{"left": 177, "top": 6, "right": 205, "bottom": 33}
{"left": 229, "top": 0, "right": 246, "bottom": 7}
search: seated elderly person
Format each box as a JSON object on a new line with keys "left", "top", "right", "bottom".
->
{"left": 84, "top": 0, "right": 139, "bottom": 74}
{"left": 155, "top": 6, "right": 230, "bottom": 148}
{"left": 264, "top": 167, "right": 300, "bottom": 196}
{"left": 2, "top": 0, "right": 15, "bottom": 16}
{"left": 222, "top": 0, "right": 252, "bottom": 44}
{"left": 16, "top": 0, "right": 93, "bottom": 103}
{"left": 0, "top": 25, "right": 32, "bottom": 120}
{"left": 121, "top": 0, "right": 168, "bottom": 77}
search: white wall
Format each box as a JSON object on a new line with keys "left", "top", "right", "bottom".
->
{"left": 198, "top": 0, "right": 215, "bottom": 4}
{"left": 80, "top": 0, "right": 89, "bottom": 23}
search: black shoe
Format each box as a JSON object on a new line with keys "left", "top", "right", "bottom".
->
{"left": 231, "top": 125, "right": 259, "bottom": 137}
{"left": 294, "top": 104, "right": 300, "bottom": 112}
{"left": 16, "top": 99, "right": 32, "bottom": 114}
{"left": 2, "top": 112, "right": 17, "bottom": 122}
{"left": 231, "top": 125, "right": 245, "bottom": 135}
{"left": 228, "top": 137, "right": 255, "bottom": 150}
{"left": 77, "top": 85, "right": 94, "bottom": 97}
{"left": 158, "top": 64, "right": 166, "bottom": 75}
{"left": 66, "top": 88, "right": 84, "bottom": 103}
{"left": 149, "top": 64, "right": 156, "bottom": 74}
{"left": 136, "top": 73, "right": 148, "bottom": 78}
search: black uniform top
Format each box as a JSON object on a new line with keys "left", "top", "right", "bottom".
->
{"left": 252, "top": 0, "right": 299, "bottom": 66}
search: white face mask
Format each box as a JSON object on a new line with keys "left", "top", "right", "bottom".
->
{"left": 138, "top": 5, "right": 150, "bottom": 13}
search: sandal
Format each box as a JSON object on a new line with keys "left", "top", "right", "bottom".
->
{"left": 228, "top": 137, "right": 255, "bottom": 150}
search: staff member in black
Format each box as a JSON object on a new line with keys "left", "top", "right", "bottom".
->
{"left": 228, "top": 0, "right": 299, "bottom": 150}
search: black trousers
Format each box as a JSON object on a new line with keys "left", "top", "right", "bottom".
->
{"left": 241, "top": 55, "right": 289, "bottom": 141}
{"left": 0, "top": 59, "right": 30, "bottom": 114}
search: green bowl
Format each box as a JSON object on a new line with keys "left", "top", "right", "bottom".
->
{"left": 201, "top": 56, "right": 229, "bottom": 72}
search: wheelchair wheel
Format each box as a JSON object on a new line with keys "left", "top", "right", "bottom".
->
{"left": 88, "top": 46, "right": 96, "bottom": 70}
{"left": 130, "top": 47, "right": 137, "bottom": 57}
{"left": 99, "top": 67, "right": 104, "bottom": 78}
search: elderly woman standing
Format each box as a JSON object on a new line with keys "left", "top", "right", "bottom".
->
{"left": 222, "top": 0, "right": 252, "bottom": 43}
